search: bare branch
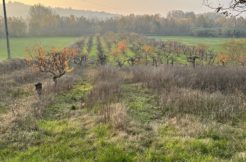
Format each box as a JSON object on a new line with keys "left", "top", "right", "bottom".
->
{"left": 204, "top": 0, "right": 246, "bottom": 16}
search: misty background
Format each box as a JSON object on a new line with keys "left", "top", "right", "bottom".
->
{"left": 0, "top": 1, "right": 246, "bottom": 37}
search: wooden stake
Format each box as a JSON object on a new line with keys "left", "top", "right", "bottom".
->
{"left": 2, "top": 0, "right": 11, "bottom": 59}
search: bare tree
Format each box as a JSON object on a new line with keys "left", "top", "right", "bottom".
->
{"left": 204, "top": 0, "right": 246, "bottom": 16}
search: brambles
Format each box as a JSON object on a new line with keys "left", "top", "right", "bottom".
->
{"left": 27, "top": 47, "right": 78, "bottom": 87}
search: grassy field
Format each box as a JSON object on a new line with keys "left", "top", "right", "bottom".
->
{"left": 0, "top": 37, "right": 79, "bottom": 60}
{"left": 1, "top": 65, "right": 246, "bottom": 161}
{"left": 149, "top": 36, "right": 246, "bottom": 52}
{"left": 1, "top": 33, "right": 246, "bottom": 161}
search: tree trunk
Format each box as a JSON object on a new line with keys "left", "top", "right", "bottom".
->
{"left": 53, "top": 77, "right": 58, "bottom": 88}
{"left": 171, "top": 58, "right": 174, "bottom": 66}
{"left": 192, "top": 61, "right": 196, "bottom": 68}
{"left": 145, "top": 54, "right": 148, "bottom": 65}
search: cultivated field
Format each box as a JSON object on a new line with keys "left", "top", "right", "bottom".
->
{"left": 0, "top": 33, "right": 246, "bottom": 161}
{"left": 1, "top": 36, "right": 246, "bottom": 60}
{"left": 0, "top": 37, "right": 78, "bottom": 59}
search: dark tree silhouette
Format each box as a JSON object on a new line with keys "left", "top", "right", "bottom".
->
{"left": 205, "top": 0, "right": 246, "bottom": 16}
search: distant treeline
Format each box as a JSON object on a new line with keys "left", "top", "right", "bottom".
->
{"left": 1, "top": 4, "right": 246, "bottom": 37}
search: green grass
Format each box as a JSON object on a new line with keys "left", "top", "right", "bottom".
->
{"left": 149, "top": 36, "right": 246, "bottom": 52}
{"left": 80, "top": 37, "right": 88, "bottom": 55}
{"left": 0, "top": 81, "right": 134, "bottom": 162}
{"left": 88, "top": 36, "right": 97, "bottom": 60}
{"left": 0, "top": 37, "right": 79, "bottom": 60}
{"left": 1, "top": 76, "right": 246, "bottom": 161}
{"left": 122, "top": 84, "right": 246, "bottom": 162}
{"left": 0, "top": 103, "right": 7, "bottom": 114}
{"left": 2, "top": 36, "right": 246, "bottom": 61}
{"left": 123, "top": 84, "right": 162, "bottom": 123}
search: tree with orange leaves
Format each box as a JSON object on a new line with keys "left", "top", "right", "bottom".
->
{"left": 111, "top": 47, "right": 124, "bottom": 67}
{"left": 217, "top": 53, "right": 231, "bottom": 66}
{"left": 117, "top": 40, "right": 128, "bottom": 55}
{"left": 143, "top": 44, "right": 155, "bottom": 65}
{"left": 110, "top": 40, "right": 128, "bottom": 67}
{"left": 28, "top": 47, "right": 78, "bottom": 87}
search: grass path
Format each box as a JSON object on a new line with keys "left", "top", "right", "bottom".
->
{"left": 88, "top": 36, "right": 97, "bottom": 60}
{"left": 81, "top": 37, "right": 89, "bottom": 55}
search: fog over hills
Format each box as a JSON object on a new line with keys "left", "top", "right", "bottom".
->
{"left": 0, "top": 1, "right": 118, "bottom": 20}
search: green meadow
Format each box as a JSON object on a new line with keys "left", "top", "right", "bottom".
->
{"left": 149, "top": 36, "right": 246, "bottom": 52}
{"left": 0, "top": 37, "right": 78, "bottom": 59}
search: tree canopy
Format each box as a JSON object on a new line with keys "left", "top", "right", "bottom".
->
{"left": 1, "top": 4, "right": 246, "bottom": 37}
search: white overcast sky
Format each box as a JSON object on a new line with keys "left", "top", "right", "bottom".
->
{"left": 3, "top": 0, "right": 221, "bottom": 15}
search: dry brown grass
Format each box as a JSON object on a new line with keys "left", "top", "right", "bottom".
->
{"left": 99, "top": 103, "right": 128, "bottom": 130}
{"left": 110, "top": 103, "right": 128, "bottom": 129}
{"left": 86, "top": 67, "right": 129, "bottom": 130}
{"left": 90, "top": 65, "right": 246, "bottom": 122}
{"left": 0, "top": 59, "right": 27, "bottom": 74}
{"left": 86, "top": 66, "right": 123, "bottom": 107}
{"left": 0, "top": 59, "right": 81, "bottom": 139}
{"left": 158, "top": 88, "right": 246, "bottom": 122}
{"left": 130, "top": 65, "right": 246, "bottom": 93}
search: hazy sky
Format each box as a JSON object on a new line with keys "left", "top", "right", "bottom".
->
{"left": 5, "top": 0, "right": 214, "bottom": 15}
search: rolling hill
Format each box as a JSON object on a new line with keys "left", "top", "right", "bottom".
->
{"left": 0, "top": 1, "right": 118, "bottom": 20}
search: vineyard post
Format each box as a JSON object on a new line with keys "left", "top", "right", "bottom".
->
{"left": 2, "top": 0, "right": 11, "bottom": 59}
